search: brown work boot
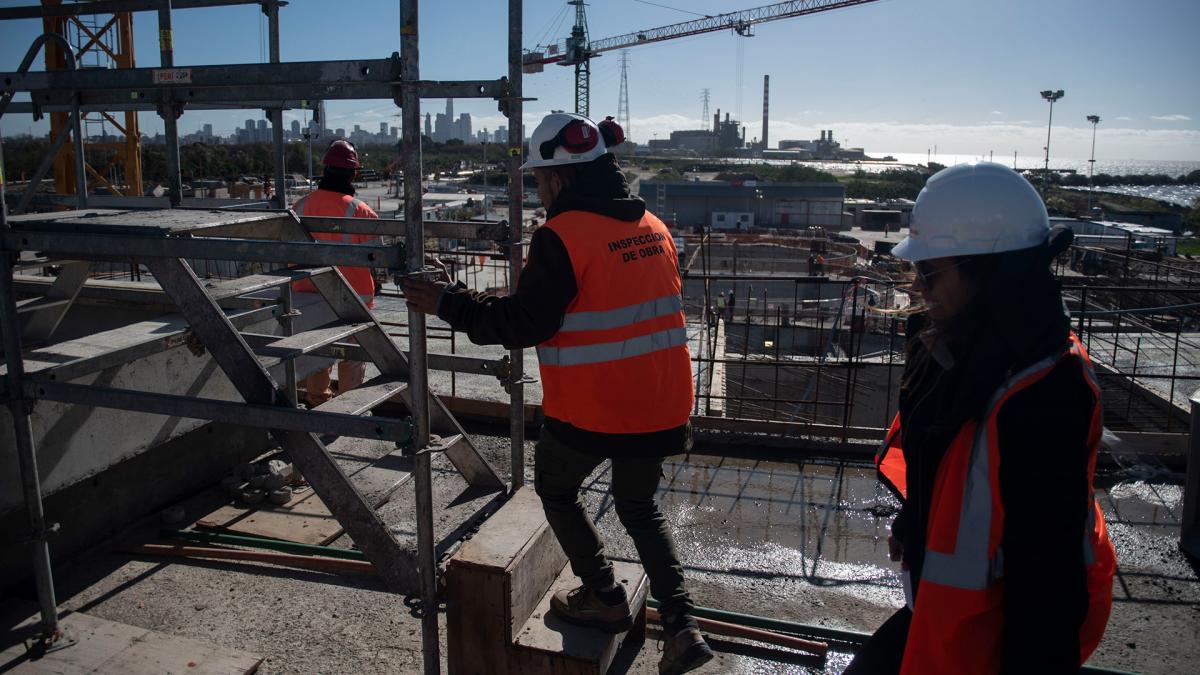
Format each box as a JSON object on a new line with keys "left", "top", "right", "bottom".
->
{"left": 549, "top": 584, "right": 634, "bottom": 633}
{"left": 659, "top": 626, "right": 714, "bottom": 675}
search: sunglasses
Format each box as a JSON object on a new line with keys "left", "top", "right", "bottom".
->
{"left": 914, "top": 259, "right": 967, "bottom": 287}
{"left": 539, "top": 119, "right": 599, "bottom": 160}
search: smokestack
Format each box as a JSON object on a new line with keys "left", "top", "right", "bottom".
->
{"left": 714, "top": 108, "right": 720, "bottom": 134}
{"left": 761, "top": 74, "right": 769, "bottom": 151}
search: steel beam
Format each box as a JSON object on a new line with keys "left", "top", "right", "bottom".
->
{"left": 26, "top": 380, "right": 414, "bottom": 442}
{"left": 0, "top": 0, "right": 276, "bottom": 20}
{"left": 1, "top": 231, "right": 405, "bottom": 268}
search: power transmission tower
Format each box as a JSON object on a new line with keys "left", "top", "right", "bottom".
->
{"left": 700, "top": 88, "right": 711, "bottom": 130}
{"left": 618, "top": 50, "right": 631, "bottom": 141}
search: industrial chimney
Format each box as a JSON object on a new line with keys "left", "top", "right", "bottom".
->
{"left": 761, "top": 74, "right": 770, "bottom": 152}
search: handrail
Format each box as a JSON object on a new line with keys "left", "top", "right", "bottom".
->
{"left": 0, "top": 32, "right": 86, "bottom": 210}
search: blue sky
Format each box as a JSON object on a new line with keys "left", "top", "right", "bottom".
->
{"left": 1, "top": 0, "right": 1197, "bottom": 160}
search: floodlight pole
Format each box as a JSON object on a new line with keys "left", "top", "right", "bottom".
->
{"left": 1040, "top": 89, "right": 1064, "bottom": 198}
{"left": 1087, "top": 114, "right": 1101, "bottom": 213}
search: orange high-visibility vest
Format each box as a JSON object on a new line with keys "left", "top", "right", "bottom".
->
{"left": 291, "top": 189, "right": 379, "bottom": 304}
{"left": 536, "top": 210, "right": 693, "bottom": 434}
{"left": 876, "top": 333, "right": 1115, "bottom": 674}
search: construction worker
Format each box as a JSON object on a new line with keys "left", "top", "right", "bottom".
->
{"left": 715, "top": 291, "right": 727, "bottom": 321}
{"left": 291, "top": 139, "right": 380, "bottom": 407}
{"left": 403, "top": 113, "right": 712, "bottom": 675}
{"left": 845, "top": 163, "right": 1116, "bottom": 674}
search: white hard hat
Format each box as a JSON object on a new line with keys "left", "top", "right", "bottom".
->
{"left": 520, "top": 112, "right": 608, "bottom": 170}
{"left": 892, "top": 162, "right": 1049, "bottom": 262}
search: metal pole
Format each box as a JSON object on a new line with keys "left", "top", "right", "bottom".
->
{"left": 506, "top": 0, "right": 526, "bottom": 490}
{"left": 0, "top": 137, "right": 60, "bottom": 640}
{"left": 1087, "top": 118, "right": 1099, "bottom": 212}
{"left": 157, "top": 1, "right": 182, "bottom": 207}
{"left": 280, "top": 283, "right": 297, "bottom": 405}
{"left": 70, "top": 94, "right": 87, "bottom": 209}
{"left": 266, "top": 1, "right": 286, "bottom": 209}
{"left": 399, "top": 2, "right": 438, "bottom": 672}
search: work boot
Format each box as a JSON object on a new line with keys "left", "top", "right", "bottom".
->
{"left": 549, "top": 584, "right": 634, "bottom": 633}
{"left": 658, "top": 625, "right": 714, "bottom": 675}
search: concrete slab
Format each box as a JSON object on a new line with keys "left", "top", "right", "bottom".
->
{"left": 19, "top": 434, "right": 1199, "bottom": 674}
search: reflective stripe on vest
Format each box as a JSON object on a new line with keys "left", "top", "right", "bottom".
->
{"left": 919, "top": 348, "right": 1064, "bottom": 590}
{"left": 558, "top": 293, "right": 683, "bottom": 333}
{"left": 538, "top": 325, "right": 687, "bottom": 367}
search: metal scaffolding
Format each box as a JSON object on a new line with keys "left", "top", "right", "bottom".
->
{"left": 0, "top": 2, "right": 527, "bottom": 672}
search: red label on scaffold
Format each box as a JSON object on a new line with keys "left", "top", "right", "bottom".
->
{"left": 152, "top": 68, "right": 192, "bottom": 85}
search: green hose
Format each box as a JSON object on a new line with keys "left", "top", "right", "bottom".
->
{"left": 159, "top": 529, "right": 367, "bottom": 561}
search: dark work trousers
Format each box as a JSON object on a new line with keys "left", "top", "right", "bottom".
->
{"left": 533, "top": 428, "right": 694, "bottom": 619}
{"left": 843, "top": 607, "right": 911, "bottom": 675}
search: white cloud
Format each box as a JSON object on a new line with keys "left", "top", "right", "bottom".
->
{"left": 1116, "top": 116, "right": 1134, "bottom": 121}
{"left": 1152, "top": 114, "right": 1192, "bottom": 122}
{"left": 990, "top": 110, "right": 1003, "bottom": 116}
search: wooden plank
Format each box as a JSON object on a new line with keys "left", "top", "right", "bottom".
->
{"left": 507, "top": 520, "right": 568, "bottom": 641}
{"left": 452, "top": 487, "right": 550, "bottom": 571}
{"left": 447, "top": 566, "right": 510, "bottom": 675}
{"left": 194, "top": 488, "right": 343, "bottom": 545}
{"left": 0, "top": 605, "right": 262, "bottom": 675}
{"left": 191, "top": 437, "right": 413, "bottom": 544}
{"left": 510, "top": 561, "right": 649, "bottom": 675}
{"left": 446, "top": 486, "right": 568, "bottom": 675}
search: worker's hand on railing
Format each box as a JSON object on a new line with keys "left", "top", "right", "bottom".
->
{"left": 425, "top": 255, "right": 452, "bottom": 284}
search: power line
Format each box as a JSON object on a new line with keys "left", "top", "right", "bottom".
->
{"left": 632, "top": 0, "right": 712, "bottom": 18}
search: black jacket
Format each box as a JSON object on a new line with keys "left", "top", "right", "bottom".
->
{"left": 437, "top": 165, "right": 692, "bottom": 459}
{"left": 890, "top": 236, "right": 1094, "bottom": 673}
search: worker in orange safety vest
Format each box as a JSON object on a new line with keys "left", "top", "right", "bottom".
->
{"left": 403, "top": 113, "right": 712, "bottom": 675}
{"left": 845, "top": 162, "right": 1116, "bottom": 674}
{"left": 291, "top": 139, "right": 380, "bottom": 408}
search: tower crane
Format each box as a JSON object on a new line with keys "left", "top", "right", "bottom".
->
{"left": 524, "top": 0, "right": 882, "bottom": 117}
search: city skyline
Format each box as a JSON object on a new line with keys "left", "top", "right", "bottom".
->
{"left": 0, "top": 0, "right": 1196, "bottom": 160}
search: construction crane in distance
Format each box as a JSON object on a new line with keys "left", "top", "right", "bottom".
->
{"left": 524, "top": 0, "right": 883, "bottom": 117}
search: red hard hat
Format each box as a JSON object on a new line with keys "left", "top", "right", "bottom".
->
{"left": 323, "top": 140, "right": 360, "bottom": 169}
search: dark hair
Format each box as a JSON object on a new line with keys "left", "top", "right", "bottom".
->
{"left": 905, "top": 244, "right": 1068, "bottom": 422}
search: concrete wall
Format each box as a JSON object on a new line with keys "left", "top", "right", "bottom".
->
{"left": 0, "top": 289, "right": 336, "bottom": 517}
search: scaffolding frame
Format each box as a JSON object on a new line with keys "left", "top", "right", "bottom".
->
{"left": 0, "top": 2, "right": 526, "bottom": 672}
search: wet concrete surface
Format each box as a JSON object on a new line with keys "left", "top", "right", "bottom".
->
{"left": 10, "top": 433, "right": 1198, "bottom": 674}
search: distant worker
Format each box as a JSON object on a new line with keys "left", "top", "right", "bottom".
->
{"left": 845, "top": 163, "right": 1115, "bottom": 674}
{"left": 808, "top": 253, "right": 817, "bottom": 276}
{"left": 815, "top": 253, "right": 825, "bottom": 275}
{"left": 715, "top": 291, "right": 727, "bottom": 322}
{"left": 291, "top": 139, "right": 380, "bottom": 407}
{"left": 726, "top": 290, "right": 736, "bottom": 320}
{"left": 404, "top": 113, "right": 712, "bottom": 675}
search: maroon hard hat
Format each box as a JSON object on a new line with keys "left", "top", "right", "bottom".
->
{"left": 323, "top": 140, "right": 360, "bottom": 169}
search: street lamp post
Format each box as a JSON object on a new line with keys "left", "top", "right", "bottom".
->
{"left": 1087, "top": 114, "right": 1101, "bottom": 213}
{"left": 1040, "top": 89, "right": 1065, "bottom": 197}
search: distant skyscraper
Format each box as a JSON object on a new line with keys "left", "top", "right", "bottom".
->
{"left": 434, "top": 113, "right": 450, "bottom": 143}
{"left": 256, "top": 118, "right": 268, "bottom": 143}
{"left": 202, "top": 123, "right": 213, "bottom": 139}
{"left": 335, "top": 128, "right": 345, "bottom": 138}
{"left": 446, "top": 98, "right": 454, "bottom": 123}
{"left": 291, "top": 119, "right": 301, "bottom": 137}
{"left": 457, "top": 113, "right": 472, "bottom": 143}
{"left": 390, "top": 126, "right": 398, "bottom": 138}
{"left": 424, "top": 113, "right": 432, "bottom": 138}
